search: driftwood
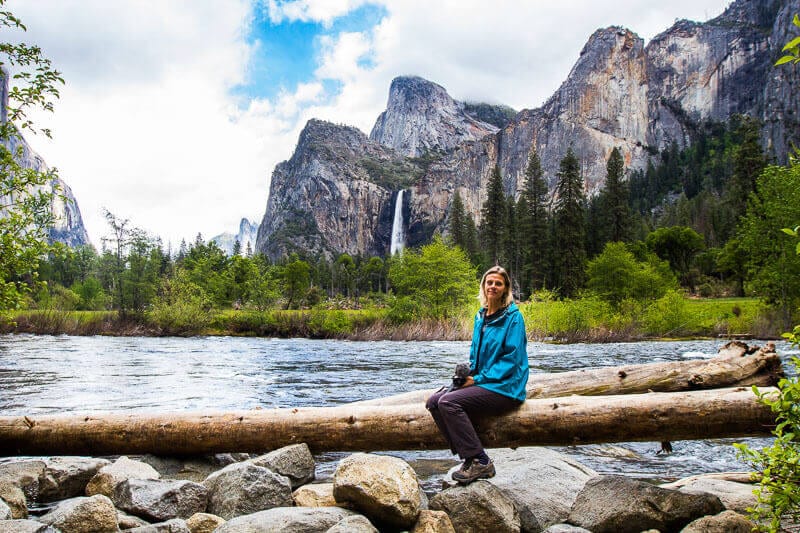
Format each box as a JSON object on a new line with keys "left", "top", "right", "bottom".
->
{"left": 0, "top": 387, "right": 777, "bottom": 456}
{"left": 352, "top": 341, "right": 782, "bottom": 406}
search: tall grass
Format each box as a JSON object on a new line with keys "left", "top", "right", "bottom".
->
{"left": 2, "top": 297, "right": 785, "bottom": 341}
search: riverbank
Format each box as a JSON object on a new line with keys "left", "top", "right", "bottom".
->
{"left": 0, "top": 445, "right": 761, "bottom": 531}
{"left": 0, "top": 297, "right": 784, "bottom": 341}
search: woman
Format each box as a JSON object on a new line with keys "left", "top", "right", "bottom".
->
{"left": 425, "top": 265, "right": 529, "bottom": 484}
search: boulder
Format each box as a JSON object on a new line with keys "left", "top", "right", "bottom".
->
{"left": 325, "top": 514, "right": 378, "bottom": 532}
{"left": 411, "top": 509, "right": 456, "bottom": 533}
{"left": 294, "top": 483, "right": 338, "bottom": 507}
{"left": 680, "top": 510, "right": 755, "bottom": 532}
{"left": 0, "top": 520, "right": 59, "bottom": 532}
{"left": 429, "top": 480, "right": 520, "bottom": 533}
{"left": 250, "top": 443, "right": 316, "bottom": 489}
{"left": 568, "top": 475, "right": 725, "bottom": 533}
{"left": 202, "top": 461, "right": 293, "bottom": 520}
{"left": 0, "top": 482, "right": 27, "bottom": 518}
{"left": 661, "top": 475, "right": 757, "bottom": 513}
{"left": 112, "top": 478, "right": 207, "bottom": 522}
{"left": 333, "top": 453, "right": 421, "bottom": 530}
{"left": 127, "top": 518, "right": 191, "bottom": 532}
{"left": 0, "top": 460, "right": 45, "bottom": 501}
{"left": 0, "top": 499, "right": 8, "bottom": 521}
{"left": 185, "top": 512, "right": 226, "bottom": 533}
{"left": 117, "top": 509, "right": 150, "bottom": 529}
{"left": 38, "top": 457, "right": 110, "bottom": 502}
{"left": 86, "top": 457, "right": 161, "bottom": 497}
{"left": 482, "top": 447, "right": 596, "bottom": 532}
{"left": 37, "top": 494, "right": 118, "bottom": 533}
{"left": 214, "top": 506, "right": 358, "bottom": 532}
{"left": 542, "top": 526, "right": 592, "bottom": 533}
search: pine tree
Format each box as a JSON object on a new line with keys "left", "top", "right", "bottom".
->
{"left": 504, "top": 195, "right": 522, "bottom": 295}
{"left": 552, "top": 147, "right": 587, "bottom": 298}
{"left": 519, "top": 149, "right": 550, "bottom": 296}
{"left": 480, "top": 165, "right": 508, "bottom": 266}
{"left": 604, "top": 147, "right": 631, "bottom": 243}
{"left": 449, "top": 190, "right": 467, "bottom": 249}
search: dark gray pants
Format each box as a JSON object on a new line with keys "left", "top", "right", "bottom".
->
{"left": 425, "top": 385, "right": 520, "bottom": 459}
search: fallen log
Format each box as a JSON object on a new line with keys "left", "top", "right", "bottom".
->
{"left": 352, "top": 341, "right": 783, "bottom": 406}
{"left": 0, "top": 387, "right": 777, "bottom": 456}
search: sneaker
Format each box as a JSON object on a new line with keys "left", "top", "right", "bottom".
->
{"left": 452, "top": 459, "right": 495, "bottom": 484}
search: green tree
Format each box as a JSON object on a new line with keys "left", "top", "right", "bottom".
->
{"left": 737, "top": 164, "right": 800, "bottom": 327}
{"left": 519, "top": 149, "right": 550, "bottom": 296}
{"left": 552, "top": 147, "right": 586, "bottom": 298}
{"left": 480, "top": 165, "right": 507, "bottom": 266}
{"left": 282, "top": 256, "right": 311, "bottom": 309}
{"left": 645, "top": 226, "right": 705, "bottom": 289}
{"left": 0, "top": 5, "right": 64, "bottom": 315}
{"left": 603, "top": 147, "right": 631, "bottom": 243}
{"left": 586, "top": 242, "right": 677, "bottom": 306}
{"left": 388, "top": 236, "right": 476, "bottom": 320}
{"left": 724, "top": 116, "right": 765, "bottom": 228}
{"left": 448, "top": 190, "right": 468, "bottom": 250}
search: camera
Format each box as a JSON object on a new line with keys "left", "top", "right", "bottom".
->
{"left": 447, "top": 362, "right": 472, "bottom": 391}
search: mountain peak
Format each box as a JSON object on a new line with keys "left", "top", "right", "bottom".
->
{"left": 369, "top": 75, "right": 499, "bottom": 157}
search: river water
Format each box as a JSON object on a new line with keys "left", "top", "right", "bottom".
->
{"left": 1, "top": 334, "right": 796, "bottom": 487}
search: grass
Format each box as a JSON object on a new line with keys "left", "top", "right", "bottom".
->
{"left": 2, "top": 297, "right": 786, "bottom": 341}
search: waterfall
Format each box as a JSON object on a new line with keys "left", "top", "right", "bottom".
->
{"left": 390, "top": 190, "right": 405, "bottom": 255}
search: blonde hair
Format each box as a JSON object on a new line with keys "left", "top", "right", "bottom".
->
{"left": 478, "top": 265, "right": 514, "bottom": 308}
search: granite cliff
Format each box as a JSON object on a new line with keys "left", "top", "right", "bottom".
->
{"left": 257, "top": 0, "right": 799, "bottom": 260}
{"left": 0, "top": 70, "right": 90, "bottom": 248}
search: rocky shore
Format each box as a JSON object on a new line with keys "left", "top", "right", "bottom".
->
{"left": 0, "top": 444, "right": 759, "bottom": 532}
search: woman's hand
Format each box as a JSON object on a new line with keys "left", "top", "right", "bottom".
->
{"left": 462, "top": 376, "right": 475, "bottom": 387}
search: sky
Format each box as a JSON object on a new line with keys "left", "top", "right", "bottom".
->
{"left": 6, "top": 0, "right": 733, "bottom": 250}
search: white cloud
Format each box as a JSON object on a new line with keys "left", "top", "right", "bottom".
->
{"left": 264, "top": 0, "right": 373, "bottom": 26}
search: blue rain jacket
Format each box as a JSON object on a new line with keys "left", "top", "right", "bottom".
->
{"left": 469, "top": 302, "right": 529, "bottom": 402}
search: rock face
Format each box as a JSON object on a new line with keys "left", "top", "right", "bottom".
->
{"left": 370, "top": 76, "right": 499, "bottom": 157}
{"left": 0, "top": 70, "right": 91, "bottom": 248}
{"left": 257, "top": 0, "right": 800, "bottom": 260}
{"left": 210, "top": 218, "right": 259, "bottom": 256}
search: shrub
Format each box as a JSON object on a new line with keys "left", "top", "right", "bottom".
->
{"left": 641, "top": 290, "right": 689, "bottom": 336}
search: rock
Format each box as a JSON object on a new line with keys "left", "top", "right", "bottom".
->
{"left": 139, "top": 455, "right": 240, "bottom": 483}
{"left": 325, "top": 514, "right": 378, "bottom": 533}
{"left": 0, "top": 500, "right": 8, "bottom": 521}
{"left": 202, "top": 461, "right": 293, "bottom": 520}
{"left": 294, "top": 483, "right": 338, "bottom": 507}
{"left": 86, "top": 456, "right": 161, "bottom": 497}
{"left": 680, "top": 510, "right": 755, "bottom": 532}
{"left": 0, "top": 460, "right": 45, "bottom": 501}
{"left": 127, "top": 518, "right": 190, "bottom": 532}
{"left": 542, "top": 525, "right": 592, "bottom": 533}
{"left": 568, "top": 474, "right": 725, "bottom": 533}
{"left": 112, "top": 478, "right": 207, "bottom": 522}
{"left": 429, "top": 480, "right": 520, "bottom": 533}
{"left": 37, "top": 494, "right": 118, "bottom": 533}
{"left": 661, "top": 475, "right": 757, "bottom": 513}
{"left": 411, "top": 509, "right": 456, "bottom": 533}
{"left": 214, "top": 506, "right": 357, "bottom": 533}
{"left": 117, "top": 509, "right": 150, "bottom": 529}
{"left": 333, "top": 453, "right": 421, "bottom": 530}
{"left": 38, "top": 457, "right": 110, "bottom": 502}
{"left": 250, "top": 443, "right": 316, "bottom": 489}
{"left": 0, "top": 520, "right": 59, "bottom": 532}
{"left": 185, "top": 512, "right": 225, "bottom": 533}
{"left": 485, "top": 447, "right": 596, "bottom": 532}
{"left": 0, "top": 482, "right": 28, "bottom": 518}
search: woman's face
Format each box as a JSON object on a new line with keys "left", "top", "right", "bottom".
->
{"left": 484, "top": 273, "right": 506, "bottom": 304}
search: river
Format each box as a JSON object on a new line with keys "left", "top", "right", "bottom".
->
{"left": 1, "top": 334, "right": 796, "bottom": 488}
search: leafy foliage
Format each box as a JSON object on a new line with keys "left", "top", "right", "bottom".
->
{"left": 0, "top": 3, "right": 64, "bottom": 316}
{"left": 387, "top": 236, "right": 476, "bottom": 321}
{"left": 776, "top": 14, "right": 800, "bottom": 65}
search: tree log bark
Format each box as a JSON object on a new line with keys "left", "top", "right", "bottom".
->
{"left": 0, "top": 387, "right": 776, "bottom": 456}
{"left": 352, "top": 341, "right": 782, "bottom": 406}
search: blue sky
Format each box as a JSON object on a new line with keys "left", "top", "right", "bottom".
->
{"left": 7, "top": 0, "right": 735, "bottom": 248}
{"left": 237, "top": 3, "right": 387, "bottom": 102}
